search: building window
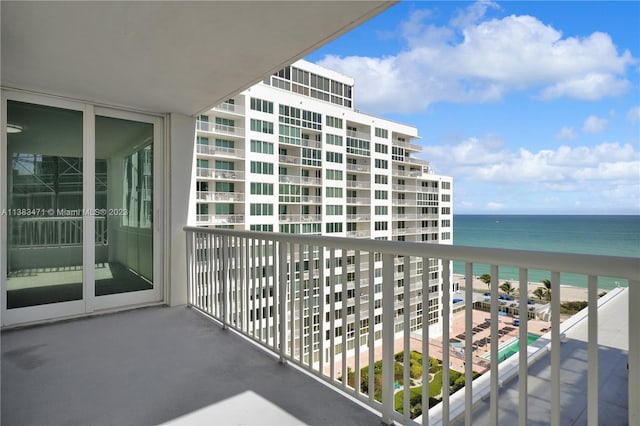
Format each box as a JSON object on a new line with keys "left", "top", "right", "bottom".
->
{"left": 326, "top": 115, "right": 343, "bottom": 129}
{"left": 374, "top": 174, "right": 388, "bottom": 184}
{"left": 250, "top": 203, "right": 274, "bottom": 216}
{"left": 374, "top": 159, "right": 388, "bottom": 169}
{"left": 250, "top": 97, "right": 274, "bottom": 113}
{"left": 374, "top": 143, "right": 388, "bottom": 154}
{"left": 326, "top": 169, "right": 343, "bottom": 180}
{"left": 374, "top": 128, "right": 388, "bottom": 138}
{"left": 250, "top": 119, "right": 274, "bottom": 134}
{"left": 374, "top": 221, "right": 388, "bottom": 231}
{"left": 250, "top": 140, "right": 274, "bottom": 154}
{"left": 250, "top": 161, "right": 274, "bottom": 175}
{"left": 326, "top": 205, "right": 343, "bottom": 215}
{"left": 250, "top": 182, "right": 274, "bottom": 195}
{"left": 325, "top": 187, "right": 343, "bottom": 198}
{"left": 374, "top": 190, "right": 388, "bottom": 200}
{"left": 375, "top": 206, "right": 388, "bottom": 215}
{"left": 441, "top": 194, "right": 451, "bottom": 202}
{"left": 326, "top": 222, "right": 343, "bottom": 233}
{"left": 326, "top": 152, "right": 343, "bottom": 163}
{"left": 326, "top": 134, "right": 343, "bottom": 146}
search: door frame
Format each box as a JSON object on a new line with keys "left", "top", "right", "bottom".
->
{"left": 1, "top": 90, "right": 165, "bottom": 326}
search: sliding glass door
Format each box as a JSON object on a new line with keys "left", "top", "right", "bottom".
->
{"left": 2, "top": 93, "right": 163, "bottom": 325}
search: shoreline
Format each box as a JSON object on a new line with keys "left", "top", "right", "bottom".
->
{"left": 452, "top": 273, "right": 606, "bottom": 302}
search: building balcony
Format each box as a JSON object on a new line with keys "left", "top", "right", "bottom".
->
{"left": 196, "top": 144, "right": 244, "bottom": 158}
{"left": 346, "top": 129, "right": 371, "bottom": 140}
{"left": 346, "top": 181, "right": 371, "bottom": 189}
{"left": 196, "top": 214, "right": 244, "bottom": 224}
{"left": 393, "top": 169, "right": 423, "bottom": 178}
{"left": 279, "top": 154, "right": 301, "bottom": 165}
{"left": 392, "top": 138, "right": 422, "bottom": 152}
{"left": 300, "top": 195, "right": 322, "bottom": 204}
{"left": 3, "top": 228, "right": 637, "bottom": 426}
{"left": 196, "top": 120, "right": 245, "bottom": 138}
{"left": 346, "top": 197, "right": 371, "bottom": 205}
{"left": 212, "top": 101, "right": 244, "bottom": 115}
{"left": 345, "top": 229, "right": 371, "bottom": 238}
{"left": 278, "top": 214, "right": 322, "bottom": 223}
{"left": 196, "top": 191, "right": 244, "bottom": 202}
{"left": 196, "top": 168, "right": 245, "bottom": 181}
{"left": 346, "top": 164, "right": 371, "bottom": 173}
{"left": 346, "top": 214, "right": 371, "bottom": 222}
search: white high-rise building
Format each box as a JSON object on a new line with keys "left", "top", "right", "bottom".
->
{"left": 193, "top": 59, "right": 453, "bottom": 364}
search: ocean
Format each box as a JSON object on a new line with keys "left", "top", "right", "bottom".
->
{"left": 452, "top": 215, "right": 640, "bottom": 289}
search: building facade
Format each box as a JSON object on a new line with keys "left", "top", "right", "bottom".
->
{"left": 193, "top": 60, "right": 453, "bottom": 364}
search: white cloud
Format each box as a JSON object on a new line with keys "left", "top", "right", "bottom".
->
{"left": 486, "top": 202, "right": 505, "bottom": 210}
{"left": 555, "top": 126, "right": 576, "bottom": 140}
{"left": 583, "top": 115, "right": 608, "bottom": 133}
{"left": 316, "top": 3, "right": 635, "bottom": 114}
{"left": 627, "top": 106, "right": 640, "bottom": 124}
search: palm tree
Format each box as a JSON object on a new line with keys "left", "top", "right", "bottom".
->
{"left": 500, "top": 281, "right": 515, "bottom": 295}
{"left": 539, "top": 279, "right": 552, "bottom": 301}
{"left": 533, "top": 288, "right": 546, "bottom": 300}
{"left": 479, "top": 274, "right": 491, "bottom": 288}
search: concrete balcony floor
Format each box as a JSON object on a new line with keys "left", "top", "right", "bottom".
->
{"left": 2, "top": 306, "right": 380, "bottom": 426}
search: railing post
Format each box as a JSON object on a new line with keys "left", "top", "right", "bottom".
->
{"left": 278, "top": 241, "right": 287, "bottom": 364}
{"left": 221, "top": 235, "right": 228, "bottom": 329}
{"left": 381, "top": 253, "right": 395, "bottom": 424}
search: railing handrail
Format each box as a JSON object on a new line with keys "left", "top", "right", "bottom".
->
{"left": 182, "top": 226, "right": 639, "bottom": 280}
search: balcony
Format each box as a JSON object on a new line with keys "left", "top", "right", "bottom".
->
{"left": 393, "top": 169, "right": 423, "bottom": 178}
{"left": 182, "top": 227, "right": 638, "bottom": 425}
{"left": 346, "top": 230, "right": 371, "bottom": 238}
{"left": 196, "top": 191, "right": 244, "bottom": 202}
{"left": 1, "top": 305, "right": 379, "bottom": 426}
{"left": 278, "top": 154, "right": 301, "bottom": 165}
{"left": 393, "top": 139, "right": 422, "bottom": 152}
{"left": 196, "top": 214, "right": 244, "bottom": 224}
{"left": 212, "top": 101, "right": 244, "bottom": 115}
{"left": 346, "top": 129, "right": 371, "bottom": 140}
{"left": 278, "top": 214, "right": 322, "bottom": 223}
{"left": 346, "top": 164, "right": 371, "bottom": 173}
{"left": 197, "top": 144, "right": 244, "bottom": 158}
{"left": 346, "top": 181, "right": 371, "bottom": 189}
{"left": 197, "top": 168, "right": 244, "bottom": 181}
{"left": 196, "top": 120, "right": 245, "bottom": 138}
{"left": 300, "top": 195, "right": 322, "bottom": 204}
{"left": 346, "top": 214, "right": 371, "bottom": 222}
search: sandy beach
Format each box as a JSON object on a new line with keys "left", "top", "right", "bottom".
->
{"left": 453, "top": 273, "right": 604, "bottom": 302}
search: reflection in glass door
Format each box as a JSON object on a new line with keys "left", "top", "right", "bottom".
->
{"left": 6, "top": 100, "right": 84, "bottom": 309}
{"left": 95, "top": 116, "right": 154, "bottom": 297}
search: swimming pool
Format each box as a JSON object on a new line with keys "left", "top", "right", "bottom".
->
{"left": 485, "top": 333, "right": 541, "bottom": 361}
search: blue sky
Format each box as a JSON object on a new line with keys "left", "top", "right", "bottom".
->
{"left": 306, "top": 1, "right": 640, "bottom": 215}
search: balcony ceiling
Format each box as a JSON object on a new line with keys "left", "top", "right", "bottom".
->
{"left": 1, "top": 1, "right": 395, "bottom": 116}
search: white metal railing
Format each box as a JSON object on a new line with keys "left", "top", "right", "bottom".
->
{"left": 10, "top": 216, "right": 108, "bottom": 246}
{"left": 301, "top": 195, "right": 322, "bottom": 204}
{"left": 393, "top": 169, "right": 423, "bottom": 178}
{"left": 346, "top": 181, "right": 371, "bottom": 189}
{"left": 346, "top": 230, "right": 371, "bottom": 238}
{"left": 393, "top": 139, "right": 422, "bottom": 151}
{"left": 195, "top": 214, "right": 244, "bottom": 224}
{"left": 279, "top": 154, "right": 301, "bottom": 165}
{"left": 212, "top": 102, "right": 243, "bottom": 114}
{"left": 346, "top": 197, "right": 371, "bottom": 205}
{"left": 346, "top": 214, "right": 371, "bottom": 221}
{"left": 346, "top": 129, "right": 371, "bottom": 140}
{"left": 346, "top": 164, "right": 371, "bottom": 173}
{"left": 196, "top": 191, "right": 244, "bottom": 202}
{"left": 196, "top": 168, "right": 244, "bottom": 180}
{"left": 184, "top": 227, "right": 639, "bottom": 426}
{"left": 196, "top": 120, "right": 245, "bottom": 137}
{"left": 197, "top": 144, "right": 244, "bottom": 158}
{"left": 278, "top": 214, "right": 322, "bottom": 223}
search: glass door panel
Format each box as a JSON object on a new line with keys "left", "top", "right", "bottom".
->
{"left": 6, "top": 100, "right": 83, "bottom": 308}
{"left": 95, "top": 115, "right": 153, "bottom": 296}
